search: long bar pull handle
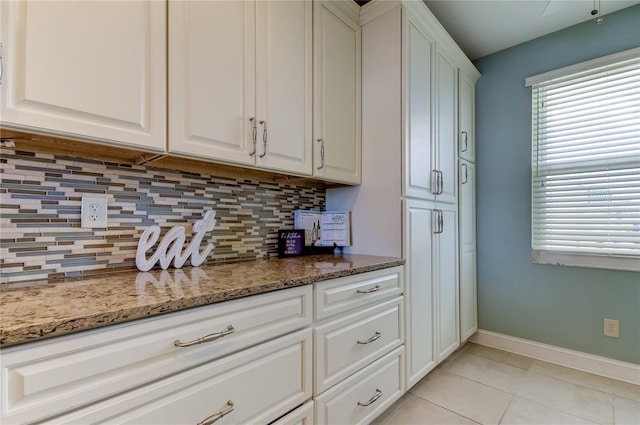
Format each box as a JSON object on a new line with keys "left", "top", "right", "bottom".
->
{"left": 357, "top": 331, "right": 381, "bottom": 345}
{"left": 433, "top": 209, "right": 444, "bottom": 234}
{"left": 436, "top": 170, "right": 444, "bottom": 195}
{"left": 174, "top": 325, "right": 235, "bottom": 347}
{"left": 0, "top": 42, "right": 3, "bottom": 83}
{"left": 357, "top": 389, "right": 383, "bottom": 407}
{"left": 249, "top": 118, "right": 257, "bottom": 156}
{"left": 356, "top": 285, "right": 381, "bottom": 294}
{"left": 461, "top": 163, "right": 468, "bottom": 184}
{"left": 259, "top": 120, "right": 267, "bottom": 158}
{"left": 198, "top": 400, "right": 235, "bottom": 425}
{"left": 461, "top": 131, "right": 468, "bottom": 152}
{"left": 432, "top": 169, "right": 439, "bottom": 195}
{"left": 317, "top": 138, "right": 325, "bottom": 170}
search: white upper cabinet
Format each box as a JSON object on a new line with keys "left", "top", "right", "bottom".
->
{"left": 0, "top": 0, "right": 166, "bottom": 152}
{"left": 402, "top": 8, "right": 457, "bottom": 204}
{"left": 403, "top": 13, "right": 435, "bottom": 200}
{"left": 313, "top": 0, "right": 362, "bottom": 185}
{"left": 169, "top": 0, "right": 312, "bottom": 176}
{"left": 458, "top": 72, "right": 476, "bottom": 162}
{"left": 434, "top": 49, "right": 458, "bottom": 204}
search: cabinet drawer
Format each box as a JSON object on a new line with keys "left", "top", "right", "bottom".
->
{"left": 315, "top": 346, "right": 404, "bottom": 425}
{"left": 1, "top": 286, "right": 312, "bottom": 425}
{"left": 314, "top": 296, "right": 403, "bottom": 394}
{"left": 270, "top": 400, "right": 314, "bottom": 425}
{"left": 46, "top": 329, "right": 312, "bottom": 424}
{"left": 314, "top": 267, "right": 403, "bottom": 320}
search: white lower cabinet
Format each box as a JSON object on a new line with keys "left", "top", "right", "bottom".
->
{"left": 0, "top": 268, "right": 407, "bottom": 425}
{"left": 404, "top": 198, "right": 459, "bottom": 388}
{"left": 315, "top": 346, "right": 404, "bottom": 425}
{"left": 312, "top": 267, "right": 405, "bottom": 423}
{"left": 50, "top": 329, "right": 312, "bottom": 424}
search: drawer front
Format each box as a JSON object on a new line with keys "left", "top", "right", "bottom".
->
{"left": 1, "top": 286, "right": 312, "bottom": 425}
{"left": 270, "top": 400, "right": 314, "bottom": 425}
{"left": 314, "top": 297, "right": 403, "bottom": 394}
{"left": 46, "top": 329, "right": 312, "bottom": 425}
{"left": 314, "top": 267, "right": 403, "bottom": 321}
{"left": 315, "top": 346, "right": 405, "bottom": 425}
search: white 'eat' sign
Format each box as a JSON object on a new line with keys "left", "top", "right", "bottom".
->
{"left": 136, "top": 210, "right": 217, "bottom": 271}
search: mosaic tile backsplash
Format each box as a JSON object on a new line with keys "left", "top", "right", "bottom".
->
{"left": 0, "top": 150, "right": 326, "bottom": 284}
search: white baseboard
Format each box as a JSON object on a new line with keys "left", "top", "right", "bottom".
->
{"left": 471, "top": 329, "right": 640, "bottom": 386}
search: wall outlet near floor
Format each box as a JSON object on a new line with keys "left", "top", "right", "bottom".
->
{"left": 603, "top": 318, "right": 619, "bottom": 338}
{"left": 81, "top": 195, "right": 108, "bottom": 228}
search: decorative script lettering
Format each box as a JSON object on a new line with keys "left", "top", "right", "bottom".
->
{"left": 136, "top": 210, "right": 217, "bottom": 271}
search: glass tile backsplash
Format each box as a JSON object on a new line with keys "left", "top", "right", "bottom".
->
{"left": 0, "top": 150, "right": 325, "bottom": 284}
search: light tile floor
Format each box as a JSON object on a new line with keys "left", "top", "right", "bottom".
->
{"left": 373, "top": 343, "right": 640, "bottom": 425}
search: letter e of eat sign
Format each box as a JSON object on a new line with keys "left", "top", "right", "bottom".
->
{"left": 136, "top": 210, "right": 217, "bottom": 271}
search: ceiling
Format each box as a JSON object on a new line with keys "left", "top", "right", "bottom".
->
{"left": 422, "top": 0, "right": 640, "bottom": 60}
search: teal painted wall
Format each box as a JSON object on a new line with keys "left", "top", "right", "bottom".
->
{"left": 473, "top": 5, "right": 640, "bottom": 364}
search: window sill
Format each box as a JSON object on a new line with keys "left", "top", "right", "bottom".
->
{"left": 532, "top": 251, "right": 640, "bottom": 272}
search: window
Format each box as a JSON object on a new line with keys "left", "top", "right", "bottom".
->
{"left": 526, "top": 48, "right": 640, "bottom": 271}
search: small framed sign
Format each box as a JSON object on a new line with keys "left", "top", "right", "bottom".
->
{"left": 278, "top": 230, "right": 305, "bottom": 257}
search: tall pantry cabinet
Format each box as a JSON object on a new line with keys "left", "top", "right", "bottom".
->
{"left": 327, "top": 0, "right": 480, "bottom": 390}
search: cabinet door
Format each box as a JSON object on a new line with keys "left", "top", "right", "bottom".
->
{"left": 435, "top": 50, "right": 458, "bottom": 204}
{"left": 313, "top": 0, "right": 361, "bottom": 184}
{"left": 403, "top": 199, "right": 436, "bottom": 388}
{"left": 459, "top": 160, "right": 477, "bottom": 340}
{"left": 458, "top": 72, "right": 476, "bottom": 162}
{"left": 435, "top": 205, "right": 459, "bottom": 362}
{"left": 403, "top": 14, "right": 435, "bottom": 200}
{"left": 254, "top": 0, "right": 312, "bottom": 175}
{"left": 0, "top": 0, "right": 165, "bottom": 152}
{"left": 168, "top": 0, "right": 255, "bottom": 165}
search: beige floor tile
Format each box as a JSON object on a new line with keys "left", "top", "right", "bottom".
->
{"left": 614, "top": 381, "right": 640, "bottom": 402}
{"left": 465, "top": 343, "right": 533, "bottom": 370}
{"left": 529, "top": 360, "right": 616, "bottom": 393}
{"left": 380, "top": 393, "right": 479, "bottom": 425}
{"left": 370, "top": 392, "right": 414, "bottom": 425}
{"left": 411, "top": 372, "right": 513, "bottom": 425}
{"left": 443, "top": 352, "right": 527, "bottom": 394}
{"left": 614, "top": 396, "right": 640, "bottom": 425}
{"left": 517, "top": 371, "right": 614, "bottom": 425}
{"left": 500, "top": 397, "right": 599, "bottom": 425}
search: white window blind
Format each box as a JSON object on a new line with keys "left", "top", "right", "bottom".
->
{"left": 528, "top": 48, "right": 640, "bottom": 271}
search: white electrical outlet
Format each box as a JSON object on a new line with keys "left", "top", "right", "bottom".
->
{"left": 603, "top": 318, "right": 620, "bottom": 338}
{"left": 81, "top": 195, "right": 108, "bottom": 228}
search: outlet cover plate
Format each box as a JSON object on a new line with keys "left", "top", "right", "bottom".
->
{"left": 81, "top": 195, "right": 108, "bottom": 228}
{"left": 604, "top": 318, "right": 620, "bottom": 338}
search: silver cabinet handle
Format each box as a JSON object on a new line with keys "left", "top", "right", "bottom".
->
{"left": 317, "top": 138, "right": 325, "bottom": 170}
{"left": 432, "top": 169, "right": 439, "bottom": 195}
{"left": 461, "top": 163, "right": 468, "bottom": 184}
{"left": 433, "top": 209, "right": 444, "bottom": 234}
{"left": 198, "top": 400, "right": 235, "bottom": 425}
{"left": 357, "top": 285, "right": 381, "bottom": 294}
{"left": 433, "top": 170, "right": 443, "bottom": 195}
{"left": 357, "top": 389, "right": 383, "bottom": 407}
{"left": 461, "top": 131, "right": 468, "bottom": 152}
{"left": 174, "top": 325, "right": 235, "bottom": 347}
{"left": 0, "top": 42, "right": 3, "bottom": 83}
{"left": 259, "top": 120, "right": 267, "bottom": 158}
{"left": 357, "top": 331, "right": 381, "bottom": 345}
{"left": 249, "top": 117, "right": 257, "bottom": 156}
